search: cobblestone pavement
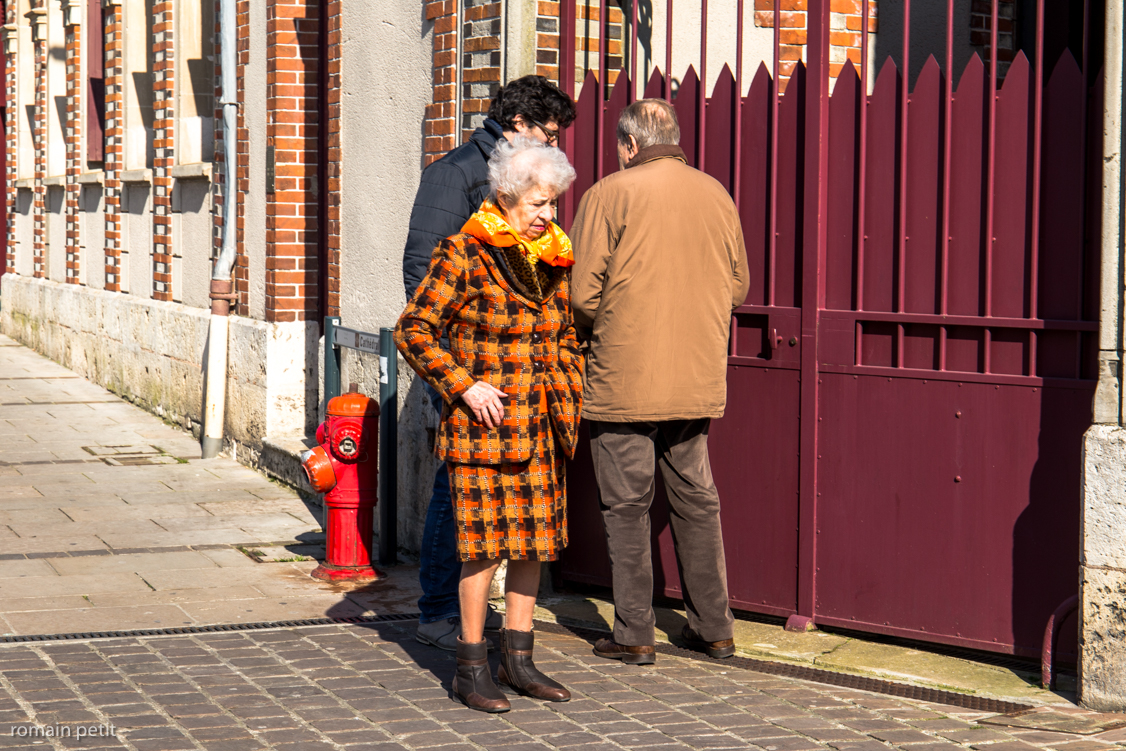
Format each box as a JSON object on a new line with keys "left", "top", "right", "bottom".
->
{"left": 2, "top": 620, "right": 1124, "bottom": 751}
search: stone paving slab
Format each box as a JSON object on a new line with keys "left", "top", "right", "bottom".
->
{"left": 1, "top": 621, "right": 1122, "bottom": 751}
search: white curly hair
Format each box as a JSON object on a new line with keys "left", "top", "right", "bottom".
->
{"left": 488, "top": 135, "right": 576, "bottom": 204}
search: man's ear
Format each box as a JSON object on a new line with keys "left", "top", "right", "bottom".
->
{"left": 629, "top": 135, "right": 639, "bottom": 155}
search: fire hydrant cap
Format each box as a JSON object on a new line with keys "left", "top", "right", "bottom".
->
{"left": 301, "top": 446, "right": 337, "bottom": 494}
{"left": 327, "top": 392, "right": 380, "bottom": 417}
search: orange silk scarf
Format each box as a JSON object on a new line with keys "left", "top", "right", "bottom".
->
{"left": 461, "top": 199, "right": 575, "bottom": 268}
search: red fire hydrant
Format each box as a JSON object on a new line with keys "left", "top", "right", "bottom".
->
{"left": 300, "top": 392, "right": 383, "bottom": 582}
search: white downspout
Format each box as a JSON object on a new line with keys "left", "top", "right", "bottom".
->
{"left": 201, "top": 0, "right": 240, "bottom": 459}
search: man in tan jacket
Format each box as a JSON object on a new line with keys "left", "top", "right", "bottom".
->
{"left": 570, "top": 99, "right": 750, "bottom": 664}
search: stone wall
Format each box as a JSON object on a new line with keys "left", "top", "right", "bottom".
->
{"left": 1080, "top": 425, "right": 1126, "bottom": 710}
{"left": 0, "top": 274, "right": 317, "bottom": 462}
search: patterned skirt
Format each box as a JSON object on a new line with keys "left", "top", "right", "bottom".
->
{"left": 449, "top": 390, "right": 568, "bottom": 562}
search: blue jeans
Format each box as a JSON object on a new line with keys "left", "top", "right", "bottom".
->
{"left": 417, "top": 384, "right": 461, "bottom": 624}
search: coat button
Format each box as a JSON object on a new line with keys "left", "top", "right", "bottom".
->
{"left": 532, "top": 332, "right": 542, "bottom": 343}
{"left": 533, "top": 361, "right": 544, "bottom": 372}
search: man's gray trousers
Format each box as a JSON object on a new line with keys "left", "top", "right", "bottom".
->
{"left": 589, "top": 419, "right": 735, "bottom": 647}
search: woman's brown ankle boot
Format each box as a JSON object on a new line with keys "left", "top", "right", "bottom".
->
{"left": 453, "top": 638, "right": 510, "bottom": 713}
{"left": 497, "top": 629, "right": 570, "bottom": 702}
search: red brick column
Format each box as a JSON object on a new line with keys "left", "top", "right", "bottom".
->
{"left": 537, "top": 0, "right": 561, "bottom": 81}
{"left": 30, "top": 6, "right": 45, "bottom": 279}
{"left": 5, "top": 7, "right": 16, "bottom": 274}
{"left": 234, "top": 0, "right": 250, "bottom": 315}
{"left": 460, "top": 0, "right": 501, "bottom": 141}
{"left": 152, "top": 0, "right": 174, "bottom": 300}
{"left": 423, "top": 0, "right": 457, "bottom": 165}
{"left": 103, "top": 0, "right": 122, "bottom": 292}
{"left": 64, "top": 5, "right": 81, "bottom": 283}
{"left": 265, "top": 0, "right": 320, "bottom": 323}
{"left": 324, "top": 0, "right": 341, "bottom": 317}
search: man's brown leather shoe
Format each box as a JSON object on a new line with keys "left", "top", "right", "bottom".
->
{"left": 680, "top": 625, "right": 735, "bottom": 658}
{"left": 593, "top": 637, "right": 656, "bottom": 665}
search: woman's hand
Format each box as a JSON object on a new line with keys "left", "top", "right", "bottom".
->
{"left": 459, "top": 382, "right": 509, "bottom": 428}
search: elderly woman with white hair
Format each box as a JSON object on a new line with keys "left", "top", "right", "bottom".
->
{"left": 394, "top": 137, "right": 581, "bottom": 713}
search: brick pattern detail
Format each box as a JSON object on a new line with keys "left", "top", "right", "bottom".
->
{"left": 65, "top": 14, "right": 81, "bottom": 283}
{"left": 325, "top": 0, "right": 341, "bottom": 317}
{"left": 754, "top": 0, "right": 877, "bottom": 86}
{"left": 461, "top": 0, "right": 501, "bottom": 139}
{"left": 234, "top": 0, "right": 250, "bottom": 315}
{"left": 265, "top": 0, "right": 321, "bottom": 323}
{"left": 423, "top": 0, "right": 457, "bottom": 165}
{"left": 5, "top": 5, "right": 15, "bottom": 273}
{"left": 536, "top": 0, "right": 560, "bottom": 80}
{"left": 970, "top": 0, "right": 1016, "bottom": 78}
{"left": 32, "top": 8, "right": 45, "bottom": 278}
{"left": 152, "top": 0, "right": 174, "bottom": 300}
{"left": 575, "top": 0, "right": 625, "bottom": 89}
{"left": 104, "top": 2, "right": 123, "bottom": 292}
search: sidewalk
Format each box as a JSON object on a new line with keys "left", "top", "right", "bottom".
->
{"left": 0, "top": 333, "right": 421, "bottom": 635}
{"left": 3, "top": 334, "right": 1125, "bottom": 751}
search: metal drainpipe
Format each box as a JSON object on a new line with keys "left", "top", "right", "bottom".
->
{"left": 201, "top": 0, "right": 240, "bottom": 459}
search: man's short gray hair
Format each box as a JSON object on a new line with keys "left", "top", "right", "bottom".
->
{"left": 617, "top": 99, "right": 680, "bottom": 150}
{"left": 488, "top": 136, "right": 576, "bottom": 203}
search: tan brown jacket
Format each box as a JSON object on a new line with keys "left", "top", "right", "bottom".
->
{"left": 569, "top": 145, "right": 750, "bottom": 422}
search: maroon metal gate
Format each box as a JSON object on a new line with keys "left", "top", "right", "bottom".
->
{"left": 556, "top": 0, "right": 1100, "bottom": 657}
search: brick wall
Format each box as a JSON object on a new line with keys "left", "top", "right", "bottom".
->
{"left": 970, "top": 0, "right": 1016, "bottom": 77}
{"left": 233, "top": 0, "right": 250, "bottom": 315}
{"left": 103, "top": 1, "right": 122, "bottom": 292}
{"left": 6, "top": 0, "right": 339, "bottom": 324}
{"left": 32, "top": 8, "right": 45, "bottom": 279}
{"left": 264, "top": 0, "right": 321, "bottom": 323}
{"left": 536, "top": 0, "right": 560, "bottom": 80}
{"left": 460, "top": 0, "right": 500, "bottom": 139}
{"left": 324, "top": 0, "right": 341, "bottom": 317}
{"left": 755, "top": 0, "right": 877, "bottom": 86}
{"left": 6, "top": 5, "right": 16, "bottom": 274}
{"left": 423, "top": 0, "right": 456, "bottom": 165}
{"left": 152, "top": 0, "right": 173, "bottom": 300}
{"left": 64, "top": 7, "right": 81, "bottom": 283}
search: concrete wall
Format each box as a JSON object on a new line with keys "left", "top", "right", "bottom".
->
{"left": 338, "top": 0, "right": 435, "bottom": 556}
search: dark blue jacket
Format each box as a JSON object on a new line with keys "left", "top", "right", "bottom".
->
{"left": 402, "top": 119, "right": 505, "bottom": 299}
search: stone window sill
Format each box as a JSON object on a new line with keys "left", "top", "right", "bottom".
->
{"left": 120, "top": 168, "right": 153, "bottom": 184}
{"left": 171, "top": 162, "right": 212, "bottom": 181}
{"left": 43, "top": 175, "right": 65, "bottom": 187}
{"left": 77, "top": 171, "right": 104, "bottom": 185}
{"left": 14, "top": 178, "right": 33, "bottom": 189}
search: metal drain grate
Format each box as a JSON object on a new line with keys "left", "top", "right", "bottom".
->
{"left": 0, "top": 613, "right": 420, "bottom": 644}
{"left": 81, "top": 444, "right": 180, "bottom": 466}
{"left": 533, "top": 620, "right": 1034, "bottom": 715}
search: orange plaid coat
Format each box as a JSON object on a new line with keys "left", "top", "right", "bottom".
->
{"left": 394, "top": 233, "right": 584, "bottom": 465}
